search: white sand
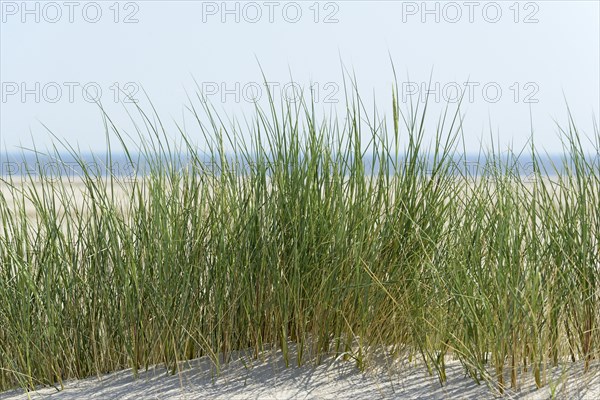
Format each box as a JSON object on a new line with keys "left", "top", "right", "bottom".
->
{"left": 2, "top": 347, "right": 599, "bottom": 400}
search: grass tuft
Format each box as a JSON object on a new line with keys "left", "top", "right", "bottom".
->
{"left": 0, "top": 77, "right": 598, "bottom": 394}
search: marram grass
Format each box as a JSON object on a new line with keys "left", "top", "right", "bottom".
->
{"left": 0, "top": 81, "right": 598, "bottom": 395}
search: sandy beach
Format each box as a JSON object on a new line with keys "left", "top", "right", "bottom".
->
{"left": 1, "top": 346, "right": 599, "bottom": 400}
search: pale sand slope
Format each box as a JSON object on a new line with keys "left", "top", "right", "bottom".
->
{"left": 2, "top": 348, "right": 599, "bottom": 400}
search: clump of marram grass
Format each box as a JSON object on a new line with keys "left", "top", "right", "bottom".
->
{"left": 0, "top": 78, "right": 598, "bottom": 396}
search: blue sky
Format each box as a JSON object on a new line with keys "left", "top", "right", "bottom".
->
{"left": 1, "top": 1, "right": 599, "bottom": 154}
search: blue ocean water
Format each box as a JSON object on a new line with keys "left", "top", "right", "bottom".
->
{"left": 0, "top": 152, "right": 597, "bottom": 180}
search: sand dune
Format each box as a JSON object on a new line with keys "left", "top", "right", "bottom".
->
{"left": 2, "top": 347, "right": 599, "bottom": 400}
